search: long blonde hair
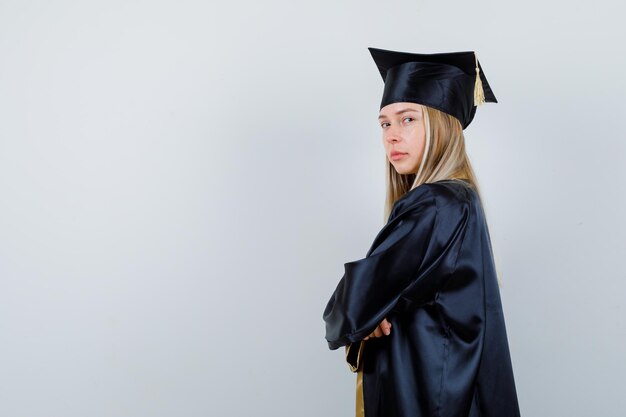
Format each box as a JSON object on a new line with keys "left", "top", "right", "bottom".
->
{"left": 383, "top": 104, "right": 483, "bottom": 220}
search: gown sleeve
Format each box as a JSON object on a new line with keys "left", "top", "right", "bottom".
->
{"left": 322, "top": 185, "right": 469, "bottom": 350}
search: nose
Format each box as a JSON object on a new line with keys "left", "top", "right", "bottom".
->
{"left": 384, "top": 124, "right": 401, "bottom": 143}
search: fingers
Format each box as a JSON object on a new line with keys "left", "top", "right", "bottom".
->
{"left": 362, "top": 318, "right": 392, "bottom": 341}
{"left": 380, "top": 318, "right": 392, "bottom": 335}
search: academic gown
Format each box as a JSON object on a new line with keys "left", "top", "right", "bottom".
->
{"left": 323, "top": 179, "right": 521, "bottom": 417}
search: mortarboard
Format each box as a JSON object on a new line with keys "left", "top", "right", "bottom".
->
{"left": 368, "top": 47, "right": 497, "bottom": 129}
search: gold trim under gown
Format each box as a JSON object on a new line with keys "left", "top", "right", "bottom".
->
{"left": 345, "top": 340, "right": 366, "bottom": 417}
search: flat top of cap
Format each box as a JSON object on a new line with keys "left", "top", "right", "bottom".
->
{"left": 368, "top": 47, "right": 476, "bottom": 79}
{"left": 368, "top": 46, "right": 497, "bottom": 103}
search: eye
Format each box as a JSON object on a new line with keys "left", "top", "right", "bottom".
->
{"left": 403, "top": 117, "right": 414, "bottom": 123}
{"left": 380, "top": 122, "right": 390, "bottom": 128}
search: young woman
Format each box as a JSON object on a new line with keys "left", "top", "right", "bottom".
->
{"left": 323, "top": 48, "right": 522, "bottom": 417}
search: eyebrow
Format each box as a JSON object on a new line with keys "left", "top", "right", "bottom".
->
{"left": 378, "top": 108, "right": 420, "bottom": 120}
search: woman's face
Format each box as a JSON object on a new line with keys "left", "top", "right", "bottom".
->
{"left": 379, "top": 102, "right": 426, "bottom": 175}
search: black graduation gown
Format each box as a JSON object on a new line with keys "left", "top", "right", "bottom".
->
{"left": 323, "top": 179, "right": 521, "bottom": 417}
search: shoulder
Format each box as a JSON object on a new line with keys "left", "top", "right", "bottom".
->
{"left": 391, "top": 180, "right": 474, "bottom": 220}
{"left": 425, "top": 179, "right": 475, "bottom": 209}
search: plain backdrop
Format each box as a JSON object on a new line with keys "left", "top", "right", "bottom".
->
{"left": 1, "top": 1, "right": 625, "bottom": 416}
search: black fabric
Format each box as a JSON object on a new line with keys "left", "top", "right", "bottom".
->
{"left": 323, "top": 180, "right": 521, "bottom": 417}
{"left": 368, "top": 47, "right": 497, "bottom": 129}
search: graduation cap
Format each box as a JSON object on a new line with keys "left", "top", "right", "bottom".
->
{"left": 368, "top": 47, "right": 497, "bottom": 129}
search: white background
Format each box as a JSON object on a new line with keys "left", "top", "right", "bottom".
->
{"left": 1, "top": 1, "right": 624, "bottom": 416}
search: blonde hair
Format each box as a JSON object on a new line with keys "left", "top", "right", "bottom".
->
{"left": 383, "top": 104, "right": 483, "bottom": 220}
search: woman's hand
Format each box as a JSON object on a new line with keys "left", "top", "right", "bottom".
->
{"left": 363, "top": 318, "right": 392, "bottom": 340}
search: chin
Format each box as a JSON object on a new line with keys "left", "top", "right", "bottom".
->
{"left": 391, "top": 163, "right": 417, "bottom": 175}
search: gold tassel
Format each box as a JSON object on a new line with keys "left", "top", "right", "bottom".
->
{"left": 474, "top": 52, "right": 485, "bottom": 106}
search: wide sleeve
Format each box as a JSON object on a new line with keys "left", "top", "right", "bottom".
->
{"left": 322, "top": 186, "right": 469, "bottom": 350}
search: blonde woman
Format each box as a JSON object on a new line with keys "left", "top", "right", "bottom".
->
{"left": 323, "top": 47, "right": 521, "bottom": 417}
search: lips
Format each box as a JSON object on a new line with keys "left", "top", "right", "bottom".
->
{"left": 390, "top": 151, "right": 408, "bottom": 161}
